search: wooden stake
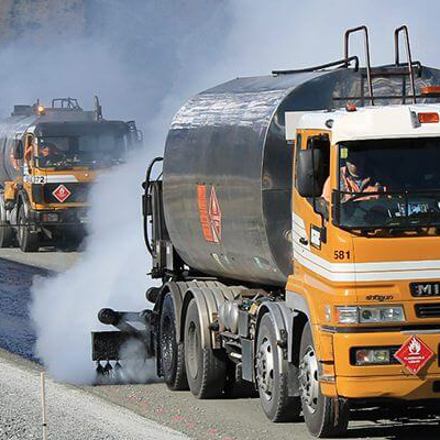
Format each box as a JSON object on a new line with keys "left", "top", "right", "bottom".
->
{"left": 40, "top": 372, "right": 48, "bottom": 440}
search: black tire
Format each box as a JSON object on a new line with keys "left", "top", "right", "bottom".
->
{"left": 0, "top": 198, "right": 14, "bottom": 248}
{"left": 159, "top": 293, "right": 189, "bottom": 391}
{"left": 299, "top": 323, "right": 349, "bottom": 438}
{"left": 17, "top": 205, "right": 39, "bottom": 252}
{"left": 184, "top": 298, "right": 227, "bottom": 398}
{"left": 256, "top": 313, "right": 302, "bottom": 422}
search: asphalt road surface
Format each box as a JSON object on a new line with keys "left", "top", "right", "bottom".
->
{"left": 1, "top": 250, "right": 440, "bottom": 439}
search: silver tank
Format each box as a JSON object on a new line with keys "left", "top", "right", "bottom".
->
{"left": 0, "top": 115, "right": 36, "bottom": 183}
{"left": 163, "top": 66, "right": 440, "bottom": 286}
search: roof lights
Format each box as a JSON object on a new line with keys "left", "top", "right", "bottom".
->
{"left": 421, "top": 86, "right": 440, "bottom": 97}
{"left": 418, "top": 112, "right": 439, "bottom": 124}
{"left": 345, "top": 103, "right": 357, "bottom": 112}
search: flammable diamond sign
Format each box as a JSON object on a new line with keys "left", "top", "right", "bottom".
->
{"left": 393, "top": 336, "right": 434, "bottom": 375}
{"left": 52, "top": 184, "right": 71, "bottom": 203}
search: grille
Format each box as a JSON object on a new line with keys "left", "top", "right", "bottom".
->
{"left": 415, "top": 304, "right": 440, "bottom": 319}
{"left": 43, "top": 183, "right": 91, "bottom": 203}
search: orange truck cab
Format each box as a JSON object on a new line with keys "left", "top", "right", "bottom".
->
{"left": 0, "top": 97, "right": 142, "bottom": 251}
{"left": 286, "top": 104, "right": 440, "bottom": 405}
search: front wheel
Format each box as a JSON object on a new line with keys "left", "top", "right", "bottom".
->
{"left": 17, "top": 205, "right": 39, "bottom": 252}
{"left": 299, "top": 323, "right": 349, "bottom": 438}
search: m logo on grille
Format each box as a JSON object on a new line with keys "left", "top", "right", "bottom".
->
{"left": 411, "top": 282, "right": 440, "bottom": 297}
{"left": 52, "top": 184, "right": 71, "bottom": 203}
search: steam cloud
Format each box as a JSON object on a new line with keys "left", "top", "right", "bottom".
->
{"left": 20, "top": 0, "right": 440, "bottom": 383}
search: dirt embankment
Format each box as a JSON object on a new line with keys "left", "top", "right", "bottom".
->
{"left": 0, "top": 0, "right": 86, "bottom": 45}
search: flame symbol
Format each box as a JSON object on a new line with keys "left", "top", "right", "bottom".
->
{"left": 409, "top": 338, "right": 421, "bottom": 355}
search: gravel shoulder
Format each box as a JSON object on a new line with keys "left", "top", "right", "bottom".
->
{"left": 0, "top": 349, "right": 187, "bottom": 440}
{"left": 0, "top": 248, "right": 79, "bottom": 272}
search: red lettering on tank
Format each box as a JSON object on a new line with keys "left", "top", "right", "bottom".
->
{"left": 197, "top": 184, "right": 221, "bottom": 243}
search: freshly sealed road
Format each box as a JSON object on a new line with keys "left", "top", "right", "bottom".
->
{"left": 1, "top": 250, "right": 440, "bottom": 440}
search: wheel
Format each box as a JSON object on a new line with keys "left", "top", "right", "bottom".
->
{"left": 0, "top": 197, "right": 14, "bottom": 247}
{"left": 255, "top": 313, "right": 301, "bottom": 422}
{"left": 184, "top": 298, "right": 227, "bottom": 398}
{"left": 159, "top": 292, "right": 188, "bottom": 390}
{"left": 17, "top": 205, "right": 39, "bottom": 252}
{"left": 299, "top": 323, "right": 349, "bottom": 438}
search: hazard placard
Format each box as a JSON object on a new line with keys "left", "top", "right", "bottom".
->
{"left": 393, "top": 336, "right": 434, "bottom": 375}
{"left": 52, "top": 184, "right": 71, "bottom": 203}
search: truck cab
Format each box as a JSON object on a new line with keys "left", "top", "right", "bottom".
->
{"left": 286, "top": 104, "right": 440, "bottom": 402}
{"left": 0, "top": 98, "right": 142, "bottom": 251}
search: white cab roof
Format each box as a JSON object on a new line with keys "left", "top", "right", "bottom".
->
{"left": 285, "top": 104, "right": 440, "bottom": 144}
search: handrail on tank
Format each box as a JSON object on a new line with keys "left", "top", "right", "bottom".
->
{"left": 143, "top": 156, "right": 163, "bottom": 257}
{"left": 394, "top": 25, "right": 417, "bottom": 104}
{"left": 344, "top": 25, "right": 374, "bottom": 105}
{"left": 51, "top": 97, "right": 82, "bottom": 110}
{"left": 272, "top": 56, "right": 359, "bottom": 75}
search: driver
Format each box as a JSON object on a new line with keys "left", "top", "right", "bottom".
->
{"left": 322, "top": 149, "right": 386, "bottom": 202}
{"left": 39, "top": 142, "right": 63, "bottom": 166}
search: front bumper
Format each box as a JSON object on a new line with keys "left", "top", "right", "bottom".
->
{"left": 29, "top": 208, "right": 89, "bottom": 226}
{"left": 324, "top": 329, "right": 440, "bottom": 400}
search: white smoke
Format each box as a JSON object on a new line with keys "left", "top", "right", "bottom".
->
{"left": 27, "top": 0, "right": 439, "bottom": 384}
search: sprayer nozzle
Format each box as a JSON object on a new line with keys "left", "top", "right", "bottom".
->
{"left": 98, "top": 308, "right": 121, "bottom": 326}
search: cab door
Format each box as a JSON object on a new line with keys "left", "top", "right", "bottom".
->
{"left": 292, "top": 129, "right": 330, "bottom": 258}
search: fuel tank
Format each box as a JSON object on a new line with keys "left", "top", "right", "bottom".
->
{"left": 163, "top": 66, "right": 440, "bottom": 286}
{"left": 0, "top": 114, "right": 36, "bottom": 184}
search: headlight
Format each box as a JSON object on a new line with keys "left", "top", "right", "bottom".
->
{"left": 354, "top": 348, "right": 391, "bottom": 365}
{"left": 41, "top": 213, "right": 59, "bottom": 222}
{"left": 336, "top": 305, "right": 405, "bottom": 324}
{"left": 335, "top": 306, "right": 358, "bottom": 324}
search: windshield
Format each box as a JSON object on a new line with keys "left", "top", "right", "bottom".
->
{"left": 334, "top": 138, "right": 440, "bottom": 230}
{"left": 36, "top": 134, "right": 127, "bottom": 169}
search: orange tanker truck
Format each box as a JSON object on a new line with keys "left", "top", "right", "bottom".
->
{"left": 92, "top": 26, "right": 440, "bottom": 437}
{"left": 0, "top": 97, "right": 142, "bottom": 251}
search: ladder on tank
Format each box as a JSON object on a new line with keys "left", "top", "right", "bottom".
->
{"left": 334, "top": 25, "right": 435, "bottom": 107}
{"left": 273, "top": 25, "right": 440, "bottom": 107}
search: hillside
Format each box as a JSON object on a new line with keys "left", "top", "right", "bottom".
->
{"left": 0, "top": 0, "right": 86, "bottom": 44}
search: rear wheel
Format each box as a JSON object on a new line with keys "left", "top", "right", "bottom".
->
{"left": 184, "top": 298, "right": 227, "bottom": 398}
{"left": 256, "top": 313, "right": 301, "bottom": 422}
{"left": 17, "top": 205, "right": 39, "bottom": 252}
{"left": 159, "top": 293, "right": 188, "bottom": 390}
{"left": 299, "top": 323, "right": 349, "bottom": 438}
{"left": 0, "top": 196, "right": 14, "bottom": 247}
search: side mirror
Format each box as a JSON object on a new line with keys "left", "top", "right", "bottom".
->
{"left": 12, "top": 140, "right": 23, "bottom": 160}
{"left": 296, "top": 149, "right": 326, "bottom": 198}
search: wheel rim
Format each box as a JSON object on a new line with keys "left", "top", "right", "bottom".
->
{"left": 256, "top": 337, "right": 275, "bottom": 401}
{"left": 186, "top": 320, "right": 199, "bottom": 380}
{"left": 299, "top": 345, "right": 320, "bottom": 413}
{"left": 161, "top": 316, "right": 174, "bottom": 372}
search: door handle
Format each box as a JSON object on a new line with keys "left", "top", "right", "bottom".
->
{"left": 299, "top": 237, "right": 309, "bottom": 246}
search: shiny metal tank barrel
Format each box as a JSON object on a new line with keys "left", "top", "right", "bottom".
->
{"left": 163, "top": 66, "right": 440, "bottom": 286}
{"left": 0, "top": 115, "right": 36, "bottom": 185}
